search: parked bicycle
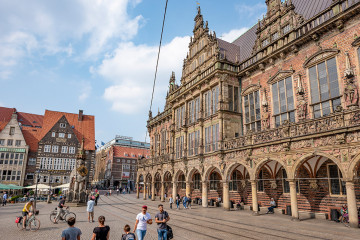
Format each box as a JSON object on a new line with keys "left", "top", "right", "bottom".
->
{"left": 16, "top": 213, "right": 40, "bottom": 231}
{"left": 50, "top": 206, "right": 76, "bottom": 223}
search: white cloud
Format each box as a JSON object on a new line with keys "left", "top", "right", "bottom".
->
{"left": 0, "top": 0, "right": 143, "bottom": 71}
{"left": 235, "top": 2, "right": 267, "bottom": 18}
{"left": 79, "top": 84, "right": 92, "bottom": 102}
{"left": 220, "top": 28, "right": 249, "bottom": 43}
{"left": 97, "top": 36, "right": 190, "bottom": 114}
{"left": 0, "top": 71, "right": 11, "bottom": 80}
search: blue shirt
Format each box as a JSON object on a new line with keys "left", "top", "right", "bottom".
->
{"left": 61, "top": 227, "right": 82, "bottom": 240}
{"left": 3, "top": 194, "right": 7, "bottom": 200}
{"left": 87, "top": 200, "right": 95, "bottom": 212}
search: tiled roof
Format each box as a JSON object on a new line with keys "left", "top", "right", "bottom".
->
{"left": 232, "top": 0, "right": 335, "bottom": 63}
{"left": 39, "top": 110, "right": 95, "bottom": 151}
{"left": 0, "top": 107, "right": 16, "bottom": 131}
{"left": 17, "top": 112, "right": 44, "bottom": 128}
{"left": 112, "top": 145, "right": 150, "bottom": 159}
{"left": 217, "top": 38, "right": 240, "bottom": 64}
{"left": 22, "top": 126, "right": 41, "bottom": 152}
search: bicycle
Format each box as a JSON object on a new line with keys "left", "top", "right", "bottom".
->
{"left": 50, "top": 206, "right": 76, "bottom": 223}
{"left": 16, "top": 213, "right": 40, "bottom": 231}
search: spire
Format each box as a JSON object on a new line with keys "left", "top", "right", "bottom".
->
{"left": 193, "top": 6, "right": 204, "bottom": 33}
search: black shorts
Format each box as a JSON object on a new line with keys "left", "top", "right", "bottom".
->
{"left": 22, "top": 211, "right": 28, "bottom": 217}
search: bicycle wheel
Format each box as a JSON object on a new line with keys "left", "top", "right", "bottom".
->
{"left": 65, "top": 212, "right": 76, "bottom": 222}
{"left": 50, "top": 211, "right": 57, "bottom": 223}
{"left": 29, "top": 218, "right": 40, "bottom": 231}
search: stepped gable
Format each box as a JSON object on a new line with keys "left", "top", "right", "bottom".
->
{"left": 232, "top": 0, "right": 334, "bottom": 63}
{"left": 39, "top": 110, "right": 95, "bottom": 151}
{"left": 0, "top": 107, "right": 16, "bottom": 131}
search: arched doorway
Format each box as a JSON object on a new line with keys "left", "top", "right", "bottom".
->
{"left": 163, "top": 171, "right": 173, "bottom": 198}
{"left": 189, "top": 170, "right": 202, "bottom": 200}
{"left": 226, "top": 164, "right": 251, "bottom": 206}
{"left": 145, "top": 173, "right": 152, "bottom": 199}
{"left": 154, "top": 173, "right": 161, "bottom": 200}
{"left": 205, "top": 167, "right": 222, "bottom": 206}
{"left": 138, "top": 174, "right": 144, "bottom": 193}
{"left": 255, "top": 159, "right": 289, "bottom": 213}
{"left": 294, "top": 155, "right": 347, "bottom": 218}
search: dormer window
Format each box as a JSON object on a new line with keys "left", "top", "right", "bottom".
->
{"left": 283, "top": 24, "right": 291, "bottom": 35}
{"left": 60, "top": 123, "right": 66, "bottom": 128}
{"left": 262, "top": 39, "right": 269, "bottom": 47}
{"left": 272, "top": 32, "right": 279, "bottom": 41}
{"left": 52, "top": 132, "right": 56, "bottom": 137}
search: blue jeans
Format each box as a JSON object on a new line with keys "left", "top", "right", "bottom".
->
{"left": 136, "top": 229, "right": 147, "bottom": 240}
{"left": 157, "top": 229, "right": 167, "bottom": 240}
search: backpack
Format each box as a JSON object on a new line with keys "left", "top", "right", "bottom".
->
{"left": 15, "top": 216, "right": 22, "bottom": 223}
{"left": 167, "top": 225, "right": 173, "bottom": 239}
{"left": 122, "top": 233, "right": 136, "bottom": 240}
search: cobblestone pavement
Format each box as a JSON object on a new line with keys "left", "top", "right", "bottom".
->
{"left": 0, "top": 194, "right": 359, "bottom": 240}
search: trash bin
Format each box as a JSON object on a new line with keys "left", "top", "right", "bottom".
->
{"left": 216, "top": 201, "right": 220, "bottom": 207}
{"left": 331, "top": 209, "right": 339, "bottom": 221}
{"left": 210, "top": 199, "right": 214, "bottom": 206}
{"left": 230, "top": 201, "right": 234, "bottom": 209}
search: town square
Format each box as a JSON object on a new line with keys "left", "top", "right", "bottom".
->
{"left": 1, "top": 0, "right": 360, "bottom": 239}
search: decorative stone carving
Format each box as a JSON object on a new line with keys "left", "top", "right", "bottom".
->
{"left": 309, "top": 179, "right": 318, "bottom": 189}
{"left": 261, "top": 90, "right": 270, "bottom": 130}
{"left": 267, "top": 70, "right": 294, "bottom": 84}
{"left": 344, "top": 52, "right": 354, "bottom": 79}
{"left": 335, "top": 133, "right": 346, "bottom": 145}
{"left": 344, "top": 78, "right": 359, "bottom": 109}
{"left": 270, "top": 180, "right": 277, "bottom": 189}
{"left": 303, "top": 49, "right": 339, "bottom": 68}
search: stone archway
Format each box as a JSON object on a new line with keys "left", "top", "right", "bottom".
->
{"left": 293, "top": 154, "right": 348, "bottom": 218}
{"left": 174, "top": 170, "right": 186, "bottom": 198}
{"left": 188, "top": 168, "right": 202, "bottom": 200}
{"left": 163, "top": 171, "right": 173, "bottom": 198}
{"left": 154, "top": 172, "right": 161, "bottom": 199}
{"left": 204, "top": 166, "right": 223, "bottom": 206}
{"left": 225, "top": 163, "right": 251, "bottom": 206}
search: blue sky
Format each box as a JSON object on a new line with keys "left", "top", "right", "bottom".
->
{"left": 0, "top": 0, "right": 267, "bottom": 144}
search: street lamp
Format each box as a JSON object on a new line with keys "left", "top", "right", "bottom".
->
{"left": 47, "top": 171, "right": 52, "bottom": 203}
{"left": 34, "top": 164, "right": 41, "bottom": 209}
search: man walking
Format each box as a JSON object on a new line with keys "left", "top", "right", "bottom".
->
{"left": 2, "top": 192, "right": 7, "bottom": 206}
{"left": 155, "top": 204, "right": 170, "bottom": 240}
{"left": 134, "top": 205, "right": 152, "bottom": 240}
{"left": 182, "top": 195, "right": 188, "bottom": 209}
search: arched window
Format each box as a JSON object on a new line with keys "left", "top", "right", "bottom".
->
{"left": 209, "top": 172, "right": 219, "bottom": 190}
{"left": 272, "top": 77, "right": 295, "bottom": 126}
{"left": 229, "top": 171, "right": 238, "bottom": 191}
{"left": 244, "top": 90, "right": 261, "bottom": 132}
{"left": 179, "top": 174, "right": 186, "bottom": 189}
{"left": 193, "top": 173, "right": 201, "bottom": 189}
{"left": 257, "top": 170, "right": 264, "bottom": 192}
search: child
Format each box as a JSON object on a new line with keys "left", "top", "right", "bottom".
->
{"left": 92, "top": 216, "right": 110, "bottom": 240}
{"left": 121, "top": 224, "right": 136, "bottom": 240}
{"left": 87, "top": 196, "right": 95, "bottom": 222}
{"left": 61, "top": 217, "right": 82, "bottom": 240}
{"left": 169, "top": 195, "right": 174, "bottom": 209}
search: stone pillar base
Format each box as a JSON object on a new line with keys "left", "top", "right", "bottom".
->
{"left": 252, "top": 211, "right": 259, "bottom": 216}
{"left": 291, "top": 217, "right": 300, "bottom": 222}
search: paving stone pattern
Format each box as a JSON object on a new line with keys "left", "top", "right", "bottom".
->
{"left": 0, "top": 194, "right": 358, "bottom": 240}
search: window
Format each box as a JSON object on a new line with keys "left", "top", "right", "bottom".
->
{"left": 309, "top": 57, "right": 340, "bottom": 118}
{"left": 9, "top": 127, "right": 15, "bottom": 135}
{"left": 177, "top": 174, "right": 185, "bottom": 189}
{"left": 69, "top": 147, "right": 76, "bottom": 154}
{"left": 210, "top": 172, "right": 219, "bottom": 190}
{"left": 40, "top": 157, "right": 46, "bottom": 169}
{"left": 52, "top": 145, "right": 59, "bottom": 153}
{"left": 229, "top": 171, "right": 238, "bottom": 191}
{"left": 44, "top": 145, "right": 51, "bottom": 152}
{"left": 212, "top": 124, "right": 219, "bottom": 151}
{"left": 175, "top": 105, "right": 185, "bottom": 129}
{"left": 46, "top": 157, "right": 53, "bottom": 170}
{"left": 61, "top": 146, "right": 68, "bottom": 153}
{"left": 244, "top": 90, "right": 261, "bottom": 132}
{"left": 175, "top": 136, "right": 184, "bottom": 159}
{"left": 282, "top": 169, "right": 290, "bottom": 193}
{"left": 7, "top": 139, "right": 13, "bottom": 146}
{"left": 228, "top": 85, "right": 239, "bottom": 112}
{"left": 204, "top": 90, "right": 211, "bottom": 117}
{"left": 161, "top": 131, "right": 167, "bottom": 154}
{"left": 257, "top": 170, "right": 264, "bottom": 192}
{"left": 28, "top": 158, "right": 36, "bottom": 165}
{"left": 60, "top": 123, "right": 66, "bottom": 128}
{"left": 68, "top": 134, "right": 71, "bottom": 139}
{"left": 52, "top": 132, "right": 56, "bottom": 137}
{"left": 26, "top": 173, "right": 34, "bottom": 180}
{"left": 0, "top": 139, "right": 4, "bottom": 146}
{"left": 328, "top": 164, "right": 346, "bottom": 195}
{"left": 188, "top": 132, "right": 194, "bottom": 156}
{"left": 272, "top": 77, "right": 295, "bottom": 127}
{"left": 205, "top": 126, "right": 211, "bottom": 153}
{"left": 272, "top": 32, "right": 279, "bottom": 41}
{"left": 194, "top": 173, "right": 201, "bottom": 189}
{"left": 262, "top": 39, "right": 269, "bottom": 47}
{"left": 59, "top": 133, "right": 65, "bottom": 138}
{"left": 212, "top": 85, "right": 219, "bottom": 114}
{"left": 283, "top": 24, "right": 291, "bottom": 34}
{"left": 15, "top": 140, "right": 21, "bottom": 146}
{"left": 188, "top": 97, "right": 200, "bottom": 124}
{"left": 132, "top": 160, "right": 135, "bottom": 164}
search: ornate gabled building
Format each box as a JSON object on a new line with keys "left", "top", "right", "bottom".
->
{"left": 138, "top": 0, "right": 360, "bottom": 228}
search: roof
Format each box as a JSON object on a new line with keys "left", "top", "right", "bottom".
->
{"left": 217, "top": 38, "right": 240, "bottom": 63}
{"left": 39, "top": 110, "right": 95, "bottom": 151}
{"left": 17, "top": 111, "right": 43, "bottom": 128}
{"left": 232, "top": 0, "right": 335, "bottom": 63}
{"left": 112, "top": 145, "right": 150, "bottom": 159}
{"left": 0, "top": 107, "right": 16, "bottom": 132}
{"left": 21, "top": 126, "right": 41, "bottom": 152}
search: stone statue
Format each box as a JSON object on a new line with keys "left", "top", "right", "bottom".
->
{"left": 344, "top": 78, "right": 359, "bottom": 108}
{"left": 297, "top": 95, "right": 307, "bottom": 120}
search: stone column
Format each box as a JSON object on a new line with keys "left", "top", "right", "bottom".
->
{"left": 161, "top": 182, "right": 165, "bottom": 202}
{"left": 151, "top": 181, "right": 155, "bottom": 201}
{"left": 172, "top": 181, "right": 177, "bottom": 199}
{"left": 202, "top": 181, "right": 208, "bottom": 207}
{"left": 346, "top": 181, "right": 359, "bottom": 228}
{"left": 251, "top": 180, "right": 259, "bottom": 215}
{"left": 289, "top": 179, "right": 299, "bottom": 220}
{"left": 136, "top": 183, "right": 140, "bottom": 199}
{"left": 143, "top": 183, "right": 147, "bottom": 200}
{"left": 186, "top": 181, "right": 191, "bottom": 197}
{"left": 223, "top": 181, "right": 230, "bottom": 210}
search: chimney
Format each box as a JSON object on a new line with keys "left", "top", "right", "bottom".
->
{"left": 78, "top": 110, "right": 83, "bottom": 121}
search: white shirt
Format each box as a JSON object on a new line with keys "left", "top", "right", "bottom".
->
{"left": 136, "top": 212, "right": 152, "bottom": 230}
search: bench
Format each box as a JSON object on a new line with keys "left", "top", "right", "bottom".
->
{"left": 274, "top": 208, "right": 285, "bottom": 215}
{"left": 243, "top": 205, "right": 252, "bottom": 211}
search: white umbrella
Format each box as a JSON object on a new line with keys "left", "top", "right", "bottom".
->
{"left": 25, "top": 184, "right": 50, "bottom": 189}
{"left": 54, "top": 183, "right": 70, "bottom": 189}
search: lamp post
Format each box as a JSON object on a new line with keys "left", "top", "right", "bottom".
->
{"left": 47, "top": 171, "right": 52, "bottom": 203}
{"left": 34, "top": 165, "right": 41, "bottom": 209}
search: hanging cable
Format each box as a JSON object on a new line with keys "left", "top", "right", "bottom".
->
{"left": 142, "top": 0, "right": 169, "bottom": 158}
